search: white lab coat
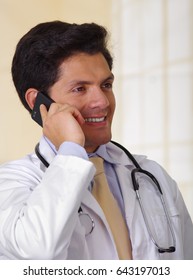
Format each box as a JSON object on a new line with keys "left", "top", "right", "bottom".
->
{"left": 0, "top": 138, "right": 193, "bottom": 260}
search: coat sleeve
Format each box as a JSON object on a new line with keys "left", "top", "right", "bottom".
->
{"left": 0, "top": 155, "right": 95, "bottom": 259}
{"left": 175, "top": 188, "right": 193, "bottom": 259}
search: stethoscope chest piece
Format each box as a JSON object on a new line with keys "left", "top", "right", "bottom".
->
{"left": 79, "top": 209, "right": 95, "bottom": 236}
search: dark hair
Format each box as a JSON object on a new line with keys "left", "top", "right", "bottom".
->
{"left": 11, "top": 21, "right": 113, "bottom": 112}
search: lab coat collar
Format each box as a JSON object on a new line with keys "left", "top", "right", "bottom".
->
{"left": 89, "top": 141, "right": 147, "bottom": 167}
{"left": 38, "top": 136, "right": 56, "bottom": 166}
{"left": 105, "top": 141, "right": 147, "bottom": 167}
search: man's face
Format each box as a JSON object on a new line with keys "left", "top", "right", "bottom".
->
{"left": 49, "top": 52, "right": 116, "bottom": 153}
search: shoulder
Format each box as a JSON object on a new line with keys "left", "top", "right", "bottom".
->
{"left": 0, "top": 153, "right": 43, "bottom": 185}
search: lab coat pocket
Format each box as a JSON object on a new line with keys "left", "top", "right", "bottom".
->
{"left": 148, "top": 206, "right": 179, "bottom": 251}
{"left": 67, "top": 218, "right": 89, "bottom": 260}
{"left": 137, "top": 176, "right": 179, "bottom": 251}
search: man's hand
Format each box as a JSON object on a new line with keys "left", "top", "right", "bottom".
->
{"left": 40, "top": 103, "right": 85, "bottom": 150}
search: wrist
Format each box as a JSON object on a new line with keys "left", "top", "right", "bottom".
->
{"left": 57, "top": 141, "right": 88, "bottom": 160}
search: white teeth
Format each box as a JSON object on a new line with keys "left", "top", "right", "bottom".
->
{"left": 85, "top": 117, "right": 105, "bottom": 123}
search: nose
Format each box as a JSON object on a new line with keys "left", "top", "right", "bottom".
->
{"left": 89, "top": 86, "right": 110, "bottom": 109}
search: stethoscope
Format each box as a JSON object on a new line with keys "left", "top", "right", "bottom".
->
{"left": 35, "top": 140, "right": 176, "bottom": 254}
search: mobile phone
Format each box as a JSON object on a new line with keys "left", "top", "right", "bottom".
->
{"left": 31, "top": 92, "right": 54, "bottom": 126}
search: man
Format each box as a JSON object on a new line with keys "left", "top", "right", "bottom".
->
{"left": 0, "top": 21, "right": 193, "bottom": 260}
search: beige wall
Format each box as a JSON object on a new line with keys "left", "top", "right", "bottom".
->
{"left": 111, "top": 0, "right": 193, "bottom": 219}
{"left": 0, "top": 0, "right": 112, "bottom": 162}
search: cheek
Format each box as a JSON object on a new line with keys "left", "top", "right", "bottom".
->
{"left": 66, "top": 96, "right": 86, "bottom": 110}
{"left": 109, "top": 94, "right": 116, "bottom": 115}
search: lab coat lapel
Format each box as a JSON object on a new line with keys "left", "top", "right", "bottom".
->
{"left": 81, "top": 187, "right": 113, "bottom": 228}
{"left": 114, "top": 164, "right": 137, "bottom": 229}
{"left": 81, "top": 163, "right": 137, "bottom": 233}
{"left": 38, "top": 137, "right": 56, "bottom": 164}
{"left": 80, "top": 162, "right": 135, "bottom": 222}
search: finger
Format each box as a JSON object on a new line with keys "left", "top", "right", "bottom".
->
{"left": 48, "top": 102, "right": 64, "bottom": 114}
{"left": 71, "top": 107, "right": 85, "bottom": 126}
{"left": 49, "top": 103, "right": 85, "bottom": 125}
{"left": 40, "top": 104, "right": 48, "bottom": 124}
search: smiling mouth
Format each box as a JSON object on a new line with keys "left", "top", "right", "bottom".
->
{"left": 84, "top": 116, "right": 106, "bottom": 123}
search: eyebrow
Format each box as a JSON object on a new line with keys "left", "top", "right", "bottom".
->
{"left": 68, "top": 73, "right": 114, "bottom": 87}
{"left": 103, "top": 73, "right": 114, "bottom": 82}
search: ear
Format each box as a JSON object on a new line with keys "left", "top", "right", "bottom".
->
{"left": 25, "top": 88, "right": 39, "bottom": 110}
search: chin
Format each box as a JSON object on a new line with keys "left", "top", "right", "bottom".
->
{"left": 85, "top": 134, "right": 112, "bottom": 152}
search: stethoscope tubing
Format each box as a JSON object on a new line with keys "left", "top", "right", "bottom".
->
{"left": 35, "top": 140, "right": 176, "bottom": 253}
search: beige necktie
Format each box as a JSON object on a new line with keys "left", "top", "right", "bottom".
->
{"left": 90, "top": 157, "right": 132, "bottom": 260}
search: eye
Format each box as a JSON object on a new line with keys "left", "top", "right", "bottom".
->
{"left": 72, "top": 86, "right": 86, "bottom": 93}
{"left": 101, "top": 82, "right": 113, "bottom": 89}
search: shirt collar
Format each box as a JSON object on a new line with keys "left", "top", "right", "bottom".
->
{"left": 43, "top": 136, "right": 118, "bottom": 165}
{"left": 39, "top": 137, "right": 146, "bottom": 168}
{"left": 88, "top": 144, "right": 121, "bottom": 165}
